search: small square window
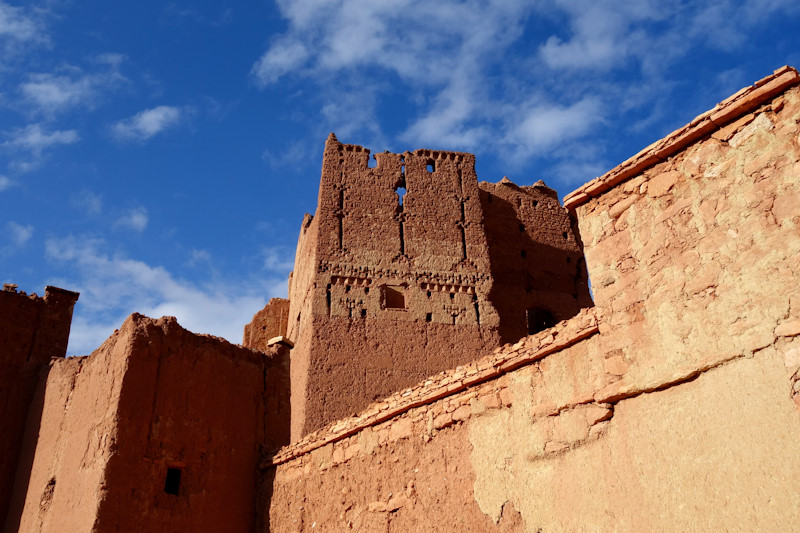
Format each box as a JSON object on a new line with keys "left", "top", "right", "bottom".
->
{"left": 382, "top": 285, "right": 406, "bottom": 309}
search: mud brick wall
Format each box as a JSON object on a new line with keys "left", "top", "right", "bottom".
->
{"left": 261, "top": 69, "right": 800, "bottom": 532}
{"left": 285, "top": 134, "right": 504, "bottom": 440}
{"left": 479, "top": 179, "right": 592, "bottom": 341}
{"left": 5, "top": 314, "right": 289, "bottom": 533}
{"left": 243, "top": 298, "right": 290, "bottom": 351}
{"left": 284, "top": 133, "right": 591, "bottom": 440}
{"left": 0, "top": 285, "right": 78, "bottom": 528}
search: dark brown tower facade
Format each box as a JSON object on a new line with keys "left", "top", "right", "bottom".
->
{"left": 281, "top": 135, "right": 590, "bottom": 439}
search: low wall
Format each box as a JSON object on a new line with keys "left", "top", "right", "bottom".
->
{"left": 263, "top": 307, "right": 800, "bottom": 531}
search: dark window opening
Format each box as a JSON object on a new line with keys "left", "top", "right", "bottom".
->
{"left": 562, "top": 231, "right": 569, "bottom": 239}
{"left": 426, "top": 291, "right": 432, "bottom": 298}
{"left": 427, "top": 159, "right": 435, "bottom": 173}
{"left": 164, "top": 467, "right": 182, "bottom": 496}
{"left": 449, "top": 293, "right": 455, "bottom": 300}
{"left": 361, "top": 309, "right": 367, "bottom": 318}
{"left": 383, "top": 286, "right": 406, "bottom": 309}
{"left": 527, "top": 308, "right": 556, "bottom": 335}
{"left": 364, "top": 287, "right": 370, "bottom": 294}
{"left": 345, "top": 285, "right": 351, "bottom": 292}
{"left": 426, "top": 312, "right": 432, "bottom": 322}
{"left": 532, "top": 200, "right": 538, "bottom": 207}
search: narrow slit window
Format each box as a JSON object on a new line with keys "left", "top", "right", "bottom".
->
{"left": 427, "top": 159, "right": 435, "bottom": 173}
{"left": 164, "top": 467, "right": 181, "bottom": 496}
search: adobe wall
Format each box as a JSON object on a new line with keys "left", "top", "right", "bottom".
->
{"left": 5, "top": 314, "right": 290, "bottom": 533}
{"left": 261, "top": 68, "right": 800, "bottom": 532}
{"left": 0, "top": 285, "right": 78, "bottom": 528}
{"left": 478, "top": 179, "right": 592, "bottom": 340}
{"left": 285, "top": 134, "right": 504, "bottom": 439}
{"left": 243, "top": 298, "right": 290, "bottom": 351}
{"left": 284, "top": 134, "right": 591, "bottom": 440}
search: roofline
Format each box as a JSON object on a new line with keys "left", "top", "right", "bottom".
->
{"left": 563, "top": 66, "right": 800, "bottom": 210}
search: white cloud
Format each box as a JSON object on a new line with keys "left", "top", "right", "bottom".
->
{"left": 252, "top": 0, "right": 800, "bottom": 184}
{"left": 71, "top": 190, "right": 103, "bottom": 215}
{"left": 6, "top": 221, "right": 33, "bottom": 246}
{"left": 45, "top": 235, "right": 287, "bottom": 354}
{"left": 0, "top": 175, "right": 12, "bottom": 191}
{"left": 251, "top": 37, "right": 309, "bottom": 87}
{"left": 537, "top": 0, "right": 668, "bottom": 71}
{"left": 261, "top": 245, "right": 295, "bottom": 272}
{"left": 0, "top": 1, "right": 48, "bottom": 49}
{"left": 2, "top": 123, "right": 79, "bottom": 164}
{"left": 115, "top": 207, "right": 148, "bottom": 232}
{"left": 111, "top": 105, "right": 184, "bottom": 142}
{"left": 508, "top": 97, "right": 604, "bottom": 155}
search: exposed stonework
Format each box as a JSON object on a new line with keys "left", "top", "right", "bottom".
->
{"left": 0, "top": 285, "right": 78, "bottom": 528}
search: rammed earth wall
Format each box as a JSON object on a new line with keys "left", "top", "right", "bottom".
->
{"left": 261, "top": 68, "right": 800, "bottom": 532}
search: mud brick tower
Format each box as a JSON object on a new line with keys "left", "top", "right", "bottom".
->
{"left": 283, "top": 133, "right": 590, "bottom": 439}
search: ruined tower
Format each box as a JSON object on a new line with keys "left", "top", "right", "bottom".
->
{"left": 273, "top": 134, "right": 590, "bottom": 440}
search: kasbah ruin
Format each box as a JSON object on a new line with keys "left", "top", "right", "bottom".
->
{"left": 2, "top": 65, "right": 800, "bottom": 532}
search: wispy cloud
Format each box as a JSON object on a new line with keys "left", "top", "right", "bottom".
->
{"left": 261, "top": 245, "right": 295, "bottom": 272}
{"left": 111, "top": 105, "right": 185, "bottom": 142}
{"left": 0, "top": 175, "right": 12, "bottom": 191}
{"left": 2, "top": 123, "right": 79, "bottom": 170}
{"left": 0, "top": 1, "right": 49, "bottom": 54}
{"left": 71, "top": 190, "right": 103, "bottom": 215}
{"left": 252, "top": 0, "right": 800, "bottom": 186}
{"left": 45, "top": 235, "right": 287, "bottom": 354}
{"left": 20, "top": 60, "right": 126, "bottom": 116}
{"left": 114, "top": 207, "right": 148, "bottom": 232}
{"left": 6, "top": 221, "right": 33, "bottom": 246}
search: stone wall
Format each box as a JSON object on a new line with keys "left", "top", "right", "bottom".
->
{"left": 0, "top": 285, "right": 78, "bottom": 528}
{"left": 5, "top": 314, "right": 290, "bottom": 533}
{"left": 261, "top": 67, "right": 800, "bottom": 532}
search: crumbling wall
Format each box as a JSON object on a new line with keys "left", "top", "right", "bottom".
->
{"left": 243, "top": 298, "right": 290, "bottom": 351}
{"left": 285, "top": 134, "right": 504, "bottom": 440}
{"left": 0, "top": 285, "right": 77, "bottom": 528}
{"left": 6, "top": 314, "right": 289, "bottom": 533}
{"left": 284, "top": 133, "right": 592, "bottom": 440}
{"left": 479, "top": 178, "right": 592, "bottom": 342}
{"left": 262, "top": 68, "right": 800, "bottom": 532}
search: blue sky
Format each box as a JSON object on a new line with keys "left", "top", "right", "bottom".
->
{"left": 2, "top": 0, "right": 799, "bottom": 354}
